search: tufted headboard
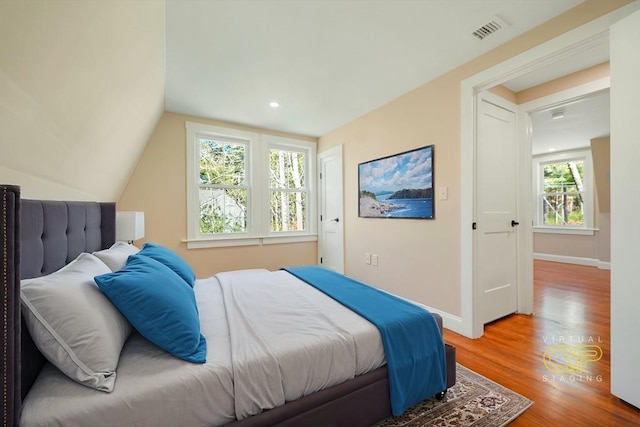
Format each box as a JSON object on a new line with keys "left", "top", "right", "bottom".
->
{"left": 0, "top": 185, "right": 116, "bottom": 426}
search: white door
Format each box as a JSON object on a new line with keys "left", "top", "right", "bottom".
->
{"left": 610, "top": 8, "right": 640, "bottom": 409}
{"left": 476, "top": 95, "right": 518, "bottom": 324}
{"left": 318, "top": 145, "right": 344, "bottom": 273}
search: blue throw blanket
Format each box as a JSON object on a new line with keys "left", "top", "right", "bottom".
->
{"left": 283, "top": 266, "right": 446, "bottom": 416}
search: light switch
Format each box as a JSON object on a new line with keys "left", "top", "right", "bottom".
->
{"left": 438, "top": 186, "right": 448, "bottom": 200}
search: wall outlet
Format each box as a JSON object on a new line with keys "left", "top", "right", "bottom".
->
{"left": 365, "top": 252, "right": 371, "bottom": 264}
{"left": 372, "top": 254, "right": 378, "bottom": 266}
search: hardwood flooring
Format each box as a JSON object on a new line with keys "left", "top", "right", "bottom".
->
{"left": 443, "top": 260, "right": 640, "bottom": 426}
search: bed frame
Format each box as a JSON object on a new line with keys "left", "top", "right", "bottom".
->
{"left": 0, "top": 185, "right": 455, "bottom": 427}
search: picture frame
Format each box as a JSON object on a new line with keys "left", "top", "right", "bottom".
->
{"left": 358, "top": 145, "right": 434, "bottom": 219}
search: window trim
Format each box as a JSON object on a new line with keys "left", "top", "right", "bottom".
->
{"left": 262, "top": 134, "right": 317, "bottom": 238}
{"left": 185, "top": 122, "right": 317, "bottom": 249}
{"left": 532, "top": 148, "right": 594, "bottom": 234}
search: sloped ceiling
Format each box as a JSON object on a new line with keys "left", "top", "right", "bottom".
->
{"left": 0, "top": 0, "right": 603, "bottom": 201}
{"left": 0, "top": 1, "right": 165, "bottom": 201}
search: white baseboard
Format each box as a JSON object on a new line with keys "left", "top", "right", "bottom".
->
{"left": 534, "top": 253, "right": 610, "bottom": 269}
{"left": 378, "top": 288, "right": 466, "bottom": 336}
{"left": 533, "top": 253, "right": 597, "bottom": 266}
{"left": 418, "top": 304, "right": 464, "bottom": 336}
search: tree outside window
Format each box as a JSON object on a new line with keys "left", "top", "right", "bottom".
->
{"left": 186, "top": 122, "right": 317, "bottom": 248}
{"left": 198, "top": 138, "right": 247, "bottom": 234}
{"left": 533, "top": 149, "right": 593, "bottom": 232}
{"left": 269, "top": 148, "right": 307, "bottom": 232}
{"left": 541, "top": 161, "right": 585, "bottom": 226}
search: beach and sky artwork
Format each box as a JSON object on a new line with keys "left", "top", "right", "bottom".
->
{"left": 358, "top": 145, "right": 434, "bottom": 219}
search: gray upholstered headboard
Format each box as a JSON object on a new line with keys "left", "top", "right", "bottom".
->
{"left": 0, "top": 185, "right": 116, "bottom": 426}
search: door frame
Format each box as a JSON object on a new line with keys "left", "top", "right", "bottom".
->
{"left": 459, "top": 2, "right": 640, "bottom": 338}
{"left": 317, "top": 145, "right": 344, "bottom": 273}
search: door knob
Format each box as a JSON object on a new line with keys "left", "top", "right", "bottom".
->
{"left": 331, "top": 218, "right": 340, "bottom": 222}
{"left": 511, "top": 220, "right": 519, "bottom": 227}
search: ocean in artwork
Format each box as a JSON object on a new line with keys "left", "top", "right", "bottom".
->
{"left": 377, "top": 195, "right": 433, "bottom": 218}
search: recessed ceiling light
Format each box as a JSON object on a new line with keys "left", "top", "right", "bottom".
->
{"left": 548, "top": 148, "right": 556, "bottom": 152}
{"left": 269, "top": 101, "right": 280, "bottom": 108}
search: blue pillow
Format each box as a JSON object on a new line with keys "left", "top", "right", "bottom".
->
{"left": 95, "top": 255, "right": 206, "bottom": 363}
{"left": 138, "top": 243, "right": 196, "bottom": 287}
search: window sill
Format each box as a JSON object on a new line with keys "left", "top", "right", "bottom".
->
{"left": 533, "top": 226, "right": 597, "bottom": 236}
{"left": 183, "top": 234, "right": 317, "bottom": 249}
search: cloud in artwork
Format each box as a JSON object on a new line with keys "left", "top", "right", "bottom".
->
{"left": 359, "top": 146, "right": 433, "bottom": 194}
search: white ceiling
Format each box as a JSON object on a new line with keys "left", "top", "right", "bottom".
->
{"left": 165, "top": 0, "right": 585, "bottom": 138}
{"left": 531, "top": 90, "right": 610, "bottom": 156}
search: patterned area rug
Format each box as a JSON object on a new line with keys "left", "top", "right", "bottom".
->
{"left": 375, "top": 364, "right": 533, "bottom": 427}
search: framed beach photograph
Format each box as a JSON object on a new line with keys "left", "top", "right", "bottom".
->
{"left": 358, "top": 145, "right": 434, "bottom": 219}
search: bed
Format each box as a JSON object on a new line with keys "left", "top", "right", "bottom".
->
{"left": 0, "top": 185, "right": 456, "bottom": 427}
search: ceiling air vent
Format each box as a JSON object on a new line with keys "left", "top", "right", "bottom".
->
{"left": 471, "top": 16, "right": 509, "bottom": 41}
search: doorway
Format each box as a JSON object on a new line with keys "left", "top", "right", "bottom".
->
{"left": 523, "top": 87, "right": 610, "bottom": 267}
{"left": 317, "top": 145, "right": 344, "bottom": 273}
{"left": 460, "top": 3, "right": 636, "bottom": 339}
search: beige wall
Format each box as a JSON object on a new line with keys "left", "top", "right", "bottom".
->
{"left": 534, "top": 233, "right": 598, "bottom": 259}
{"left": 591, "top": 137, "right": 611, "bottom": 213}
{"left": 318, "top": 0, "right": 628, "bottom": 315}
{"left": 0, "top": 1, "right": 165, "bottom": 201}
{"left": 489, "top": 85, "right": 518, "bottom": 104}
{"left": 592, "top": 136, "right": 611, "bottom": 262}
{"left": 517, "top": 62, "right": 610, "bottom": 104}
{"left": 118, "top": 112, "right": 317, "bottom": 278}
{"left": 488, "top": 63, "right": 609, "bottom": 106}
{"left": 597, "top": 213, "right": 611, "bottom": 263}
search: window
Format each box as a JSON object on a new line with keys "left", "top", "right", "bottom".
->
{"left": 186, "top": 122, "right": 316, "bottom": 248}
{"left": 198, "top": 137, "right": 248, "bottom": 234}
{"left": 533, "top": 149, "right": 594, "bottom": 234}
{"left": 541, "top": 161, "right": 584, "bottom": 226}
{"left": 268, "top": 146, "right": 308, "bottom": 232}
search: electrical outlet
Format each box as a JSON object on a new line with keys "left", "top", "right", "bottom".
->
{"left": 372, "top": 254, "right": 378, "bottom": 267}
{"left": 365, "top": 252, "right": 371, "bottom": 264}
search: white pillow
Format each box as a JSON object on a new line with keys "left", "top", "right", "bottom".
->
{"left": 93, "top": 241, "right": 140, "bottom": 271}
{"left": 20, "top": 253, "right": 132, "bottom": 392}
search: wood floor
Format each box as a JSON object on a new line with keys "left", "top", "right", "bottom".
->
{"left": 443, "top": 260, "right": 640, "bottom": 426}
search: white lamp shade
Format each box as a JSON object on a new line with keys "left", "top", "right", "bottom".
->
{"left": 116, "top": 211, "right": 145, "bottom": 242}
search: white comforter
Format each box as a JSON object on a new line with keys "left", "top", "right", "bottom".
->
{"left": 217, "top": 269, "right": 385, "bottom": 419}
{"left": 20, "top": 270, "right": 385, "bottom": 427}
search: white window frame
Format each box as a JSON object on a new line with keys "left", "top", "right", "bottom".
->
{"left": 261, "top": 134, "right": 317, "bottom": 242}
{"left": 185, "top": 122, "right": 317, "bottom": 248}
{"left": 532, "top": 148, "right": 595, "bottom": 235}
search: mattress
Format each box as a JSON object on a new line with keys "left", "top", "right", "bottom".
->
{"left": 20, "top": 270, "right": 385, "bottom": 427}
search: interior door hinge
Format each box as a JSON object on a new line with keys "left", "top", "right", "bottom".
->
{"left": 320, "top": 214, "right": 323, "bottom": 221}
{"left": 472, "top": 222, "right": 477, "bottom": 230}
{"left": 320, "top": 257, "right": 323, "bottom": 264}
{"left": 320, "top": 172, "right": 322, "bottom": 179}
